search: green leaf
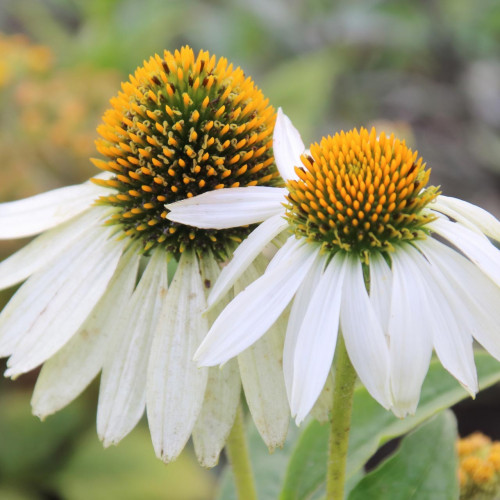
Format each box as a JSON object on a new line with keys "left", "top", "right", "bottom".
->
{"left": 280, "top": 351, "right": 500, "bottom": 500}
{"left": 348, "top": 410, "right": 459, "bottom": 500}
{"left": 217, "top": 418, "right": 300, "bottom": 500}
{"left": 278, "top": 420, "right": 328, "bottom": 500}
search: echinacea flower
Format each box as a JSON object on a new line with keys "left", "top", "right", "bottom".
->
{"left": 457, "top": 432, "right": 500, "bottom": 498}
{"left": 0, "top": 47, "right": 291, "bottom": 465}
{"left": 167, "top": 108, "right": 500, "bottom": 423}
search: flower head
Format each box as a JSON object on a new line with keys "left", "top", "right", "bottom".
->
{"left": 92, "top": 46, "right": 279, "bottom": 258}
{"left": 0, "top": 47, "right": 289, "bottom": 465}
{"left": 458, "top": 432, "right": 500, "bottom": 499}
{"left": 284, "top": 129, "right": 438, "bottom": 258}
{"left": 167, "top": 108, "right": 500, "bottom": 423}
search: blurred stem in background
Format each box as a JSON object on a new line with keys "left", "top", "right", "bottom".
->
{"left": 225, "top": 405, "right": 258, "bottom": 500}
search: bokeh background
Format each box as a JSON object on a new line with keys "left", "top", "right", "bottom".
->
{"left": 0, "top": 0, "right": 499, "bottom": 498}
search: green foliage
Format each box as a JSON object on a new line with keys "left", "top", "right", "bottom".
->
{"left": 0, "top": 391, "right": 89, "bottom": 489}
{"left": 217, "top": 420, "right": 300, "bottom": 500}
{"left": 349, "top": 410, "right": 459, "bottom": 500}
{"left": 261, "top": 49, "right": 341, "bottom": 143}
{"left": 0, "top": 388, "right": 215, "bottom": 499}
{"left": 54, "top": 427, "right": 215, "bottom": 500}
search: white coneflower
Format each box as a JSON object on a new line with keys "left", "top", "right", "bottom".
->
{"left": 0, "top": 46, "right": 291, "bottom": 465}
{"left": 167, "top": 108, "right": 500, "bottom": 423}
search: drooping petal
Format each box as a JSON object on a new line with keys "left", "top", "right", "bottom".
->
{"left": 238, "top": 315, "right": 290, "bottom": 449}
{"left": 192, "top": 252, "right": 240, "bottom": 468}
{"left": 368, "top": 253, "right": 392, "bottom": 334}
{"left": 198, "top": 249, "right": 228, "bottom": 316}
{"left": 207, "top": 213, "right": 288, "bottom": 308}
{"left": 147, "top": 251, "right": 209, "bottom": 463}
{"left": 195, "top": 239, "right": 319, "bottom": 366}
{"left": 389, "top": 246, "right": 434, "bottom": 417}
{"left": 166, "top": 186, "right": 286, "bottom": 228}
{"left": 97, "top": 249, "right": 168, "bottom": 446}
{"left": 291, "top": 253, "right": 346, "bottom": 424}
{"left": 1, "top": 226, "right": 125, "bottom": 376}
{"left": 412, "top": 241, "right": 477, "bottom": 395}
{"left": 430, "top": 217, "right": 500, "bottom": 286}
{"left": 309, "top": 372, "right": 334, "bottom": 424}
{"left": 236, "top": 256, "right": 289, "bottom": 450}
{"left": 432, "top": 195, "right": 500, "bottom": 242}
{"left": 421, "top": 237, "right": 500, "bottom": 362}
{"left": 31, "top": 248, "right": 140, "bottom": 418}
{"left": 273, "top": 108, "right": 305, "bottom": 181}
{"left": 341, "top": 255, "right": 392, "bottom": 410}
{"left": 0, "top": 179, "right": 108, "bottom": 239}
{"left": 192, "top": 361, "right": 240, "bottom": 467}
{"left": 283, "top": 254, "right": 325, "bottom": 403}
{"left": 0, "top": 207, "right": 107, "bottom": 291}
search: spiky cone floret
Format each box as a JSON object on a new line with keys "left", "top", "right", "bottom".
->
{"left": 166, "top": 107, "right": 500, "bottom": 424}
{"left": 0, "top": 47, "right": 291, "bottom": 466}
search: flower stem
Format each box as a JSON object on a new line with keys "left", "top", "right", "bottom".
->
{"left": 226, "top": 405, "right": 258, "bottom": 500}
{"left": 326, "top": 334, "right": 357, "bottom": 500}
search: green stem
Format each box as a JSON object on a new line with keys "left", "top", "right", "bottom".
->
{"left": 226, "top": 405, "right": 258, "bottom": 500}
{"left": 326, "top": 334, "right": 357, "bottom": 500}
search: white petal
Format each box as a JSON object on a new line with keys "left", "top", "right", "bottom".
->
{"left": 420, "top": 237, "right": 500, "bottom": 362}
{"left": 283, "top": 254, "right": 325, "bottom": 403}
{"left": 389, "top": 247, "right": 434, "bottom": 417}
{"left": 236, "top": 256, "right": 289, "bottom": 450}
{"left": 192, "top": 360, "right": 241, "bottom": 468}
{"left": 430, "top": 217, "right": 500, "bottom": 286}
{"left": 238, "top": 316, "right": 290, "bottom": 450}
{"left": 369, "top": 253, "right": 392, "bottom": 334}
{"left": 207, "top": 213, "right": 288, "bottom": 308}
{"left": 432, "top": 195, "right": 500, "bottom": 242}
{"left": 166, "top": 186, "right": 286, "bottom": 228}
{"left": 430, "top": 206, "right": 488, "bottom": 239}
{"left": 0, "top": 207, "right": 107, "bottom": 291}
{"left": 291, "top": 253, "right": 346, "bottom": 424}
{"left": 414, "top": 241, "right": 477, "bottom": 394}
{"left": 0, "top": 179, "right": 108, "bottom": 239}
{"left": 31, "top": 248, "right": 140, "bottom": 418}
{"left": 266, "top": 234, "right": 305, "bottom": 272}
{"left": 147, "top": 251, "right": 209, "bottom": 463}
{"left": 195, "top": 242, "right": 319, "bottom": 366}
{"left": 341, "top": 256, "right": 392, "bottom": 410}
{"left": 1, "top": 226, "right": 125, "bottom": 376}
{"left": 309, "top": 371, "right": 334, "bottom": 423}
{"left": 97, "top": 249, "right": 168, "bottom": 446}
{"left": 199, "top": 249, "right": 232, "bottom": 323}
{"left": 273, "top": 108, "right": 305, "bottom": 181}
{"left": 192, "top": 252, "right": 240, "bottom": 468}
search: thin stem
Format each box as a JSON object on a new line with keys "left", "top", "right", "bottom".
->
{"left": 225, "top": 405, "right": 258, "bottom": 500}
{"left": 326, "top": 334, "right": 357, "bottom": 500}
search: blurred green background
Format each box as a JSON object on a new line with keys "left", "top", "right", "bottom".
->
{"left": 0, "top": 0, "right": 499, "bottom": 498}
